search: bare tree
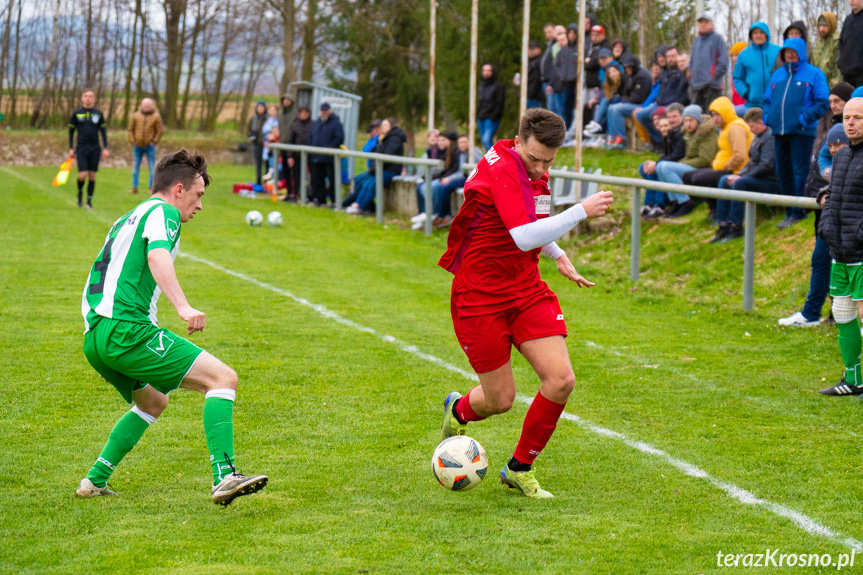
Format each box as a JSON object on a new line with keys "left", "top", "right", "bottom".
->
{"left": 8, "top": 0, "right": 23, "bottom": 121}
{"left": 0, "top": 0, "right": 14, "bottom": 111}
{"left": 122, "top": 0, "right": 142, "bottom": 126}
{"left": 266, "top": 0, "right": 297, "bottom": 93}
{"left": 301, "top": 0, "right": 316, "bottom": 81}
{"left": 160, "top": 0, "right": 187, "bottom": 127}
{"left": 30, "top": 0, "right": 63, "bottom": 127}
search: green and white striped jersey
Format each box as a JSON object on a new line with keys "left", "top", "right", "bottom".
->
{"left": 82, "top": 198, "right": 182, "bottom": 332}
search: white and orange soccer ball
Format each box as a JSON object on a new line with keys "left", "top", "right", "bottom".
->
{"left": 431, "top": 435, "right": 488, "bottom": 492}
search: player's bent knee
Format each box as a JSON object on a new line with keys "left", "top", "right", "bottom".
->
{"left": 544, "top": 372, "right": 575, "bottom": 400}
{"left": 223, "top": 366, "right": 239, "bottom": 390}
{"left": 490, "top": 391, "right": 515, "bottom": 414}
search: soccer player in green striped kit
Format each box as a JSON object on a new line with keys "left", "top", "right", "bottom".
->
{"left": 76, "top": 149, "right": 267, "bottom": 505}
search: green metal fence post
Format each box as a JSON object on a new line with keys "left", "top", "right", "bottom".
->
{"left": 743, "top": 200, "right": 756, "bottom": 311}
{"left": 333, "top": 153, "right": 342, "bottom": 211}
{"left": 424, "top": 166, "right": 433, "bottom": 236}
{"left": 631, "top": 186, "right": 641, "bottom": 282}
{"left": 300, "top": 152, "right": 308, "bottom": 205}
{"left": 375, "top": 159, "right": 384, "bottom": 224}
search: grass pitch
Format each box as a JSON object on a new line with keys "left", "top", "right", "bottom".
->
{"left": 2, "top": 164, "right": 862, "bottom": 574}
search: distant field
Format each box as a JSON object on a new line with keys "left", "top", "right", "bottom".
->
{"left": 2, "top": 164, "right": 861, "bottom": 574}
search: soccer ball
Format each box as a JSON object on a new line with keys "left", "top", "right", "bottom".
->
{"left": 245, "top": 210, "right": 263, "bottom": 226}
{"left": 431, "top": 435, "right": 488, "bottom": 492}
{"left": 267, "top": 211, "right": 283, "bottom": 227}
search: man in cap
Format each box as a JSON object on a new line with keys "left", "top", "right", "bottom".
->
{"left": 690, "top": 15, "right": 730, "bottom": 109}
{"left": 308, "top": 102, "right": 345, "bottom": 206}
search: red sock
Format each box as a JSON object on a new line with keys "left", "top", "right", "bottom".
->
{"left": 456, "top": 386, "right": 486, "bottom": 422}
{"left": 513, "top": 392, "right": 566, "bottom": 465}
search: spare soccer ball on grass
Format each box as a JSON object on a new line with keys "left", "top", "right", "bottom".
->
{"left": 245, "top": 210, "right": 263, "bottom": 226}
{"left": 267, "top": 211, "right": 283, "bottom": 227}
{"left": 431, "top": 435, "right": 488, "bottom": 492}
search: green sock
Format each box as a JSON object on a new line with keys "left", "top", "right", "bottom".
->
{"left": 837, "top": 318, "right": 863, "bottom": 385}
{"left": 86, "top": 407, "right": 153, "bottom": 488}
{"left": 204, "top": 391, "right": 236, "bottom": 486}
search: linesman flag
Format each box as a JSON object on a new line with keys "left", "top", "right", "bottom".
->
{"left": 52, "top": 158, "right": 73, "bottom": 187}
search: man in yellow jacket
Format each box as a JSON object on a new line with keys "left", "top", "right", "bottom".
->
{"left": 681, "top": 97, "right": 753, "bottom": 222}
{"left": 127, "top": 98, "right": 164, "bottom": 194}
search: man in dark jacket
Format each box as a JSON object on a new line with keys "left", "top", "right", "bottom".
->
{"left": 477, "top": 64, "right": 506, "bottom": 151}
{"left": 247, "top": 100, "right": 268, "bottom": 185}
{"left": 763, "top": 38, "right": 830, "bottom": 229}
{"left": 308, "top": 102, "right": 345, "bottom": 206}
{"left": 838, "top": 0, "right": 863, "bottom": 86}
{"left": 347, "top": 118, "right": 406, "bottom": 214}
{"left": 639, "top": 46, "right": 690, "bottom": 144}
{"left": 284, "top": 107, "right": 312, "bottom": 202}
{"left": 583, "top": 24, "right": 611, "bottom": 125}
{"left": 781, "top": 120, "right": 850, "bottom": 328}
{"left": 550, "top": 33, "right": 577, "bottom": 129}
{"left": 527, "top": 41, "right": 544, "bottom": 109}
{"left": 816, "top": 98, "right": 863, "bottom": 395}
{"left": 277, "top": 93, "right": 296, "bottom": 197}
{"left": 540, "top": 22, "right": 558, "bottom": 109}
{"left": 712, "top": 108, "right": 778, "bottom": 242}
{"left": 606, "top": 54, "right": 653, "bottom": 147}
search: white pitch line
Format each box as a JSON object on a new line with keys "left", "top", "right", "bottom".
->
{"left": 183, "top": 251, "right": 862, "bottom": 553}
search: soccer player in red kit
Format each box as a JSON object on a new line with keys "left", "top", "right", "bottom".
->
{"left": 438, "top": 109, "right": 613, "bottom": 498}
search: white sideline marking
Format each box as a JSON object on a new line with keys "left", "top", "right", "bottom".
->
{"left": 182, "top": 251, "right": 862, "bottom": 553}
{"left": 180, "top": 253, "right": 480, "bottom": 383}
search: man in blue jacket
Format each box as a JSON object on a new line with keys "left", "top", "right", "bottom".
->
{"left": 309, "top": 102, "right": 345, "bottom": 206}
{"left": 763, "top": 37, "right": 829, "bottom": 229}
{"left": 733, "top": 22, "right": 782, "bottom": 111}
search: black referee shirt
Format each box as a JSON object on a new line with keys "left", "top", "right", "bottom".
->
{"left": 69, "top": 107, "right": 108, "bottom": 150}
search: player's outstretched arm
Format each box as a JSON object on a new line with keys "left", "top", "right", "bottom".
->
{"left": 148, "top": 248, "right": 206, "bottom": 334}
{"left": 509, "top": 190, "right": 614, "bottom": 252}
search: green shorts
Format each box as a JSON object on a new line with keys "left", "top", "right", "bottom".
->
{"left": 83, "top": 317, "right": 203, "bottom": 403}
{"left": 830, "top": 261, "right": 863, "bottom": 300}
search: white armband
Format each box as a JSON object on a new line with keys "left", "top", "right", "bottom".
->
{"left": 509, "top": 203, "right": 587, "bottom": 251}
{"left": 541, "top": 242, "right": 565, "bottom": 260}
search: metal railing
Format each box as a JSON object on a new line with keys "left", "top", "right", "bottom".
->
{"left": 551, "top": 170, "right": 820, "bottom": 311}
{"left": 264, "top": 146, "right": 818, "bottom": 310}
{"left": 269, "top": 143, "right": 443, "bottom": 235}
{"left": 460, "top": 163, "right": 819, "bottom": 310}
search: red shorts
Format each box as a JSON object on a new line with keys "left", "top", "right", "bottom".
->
{"left": 451, "top": 280, "right": 568, "bottom": 374}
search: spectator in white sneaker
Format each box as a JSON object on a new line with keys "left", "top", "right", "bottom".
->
{"left": 779, "top": 122, "right": 849, "bottom": 327}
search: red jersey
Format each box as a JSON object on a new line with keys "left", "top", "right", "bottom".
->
{"left": 438, "top": 139, "right": 551, "bottom": 302}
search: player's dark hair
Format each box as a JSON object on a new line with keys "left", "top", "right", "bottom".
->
{"left": 151, "top": 149, "right": 210, "bottom": 194}
{"left": 518, "top": 108, "right": 566, "bottom": 149}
